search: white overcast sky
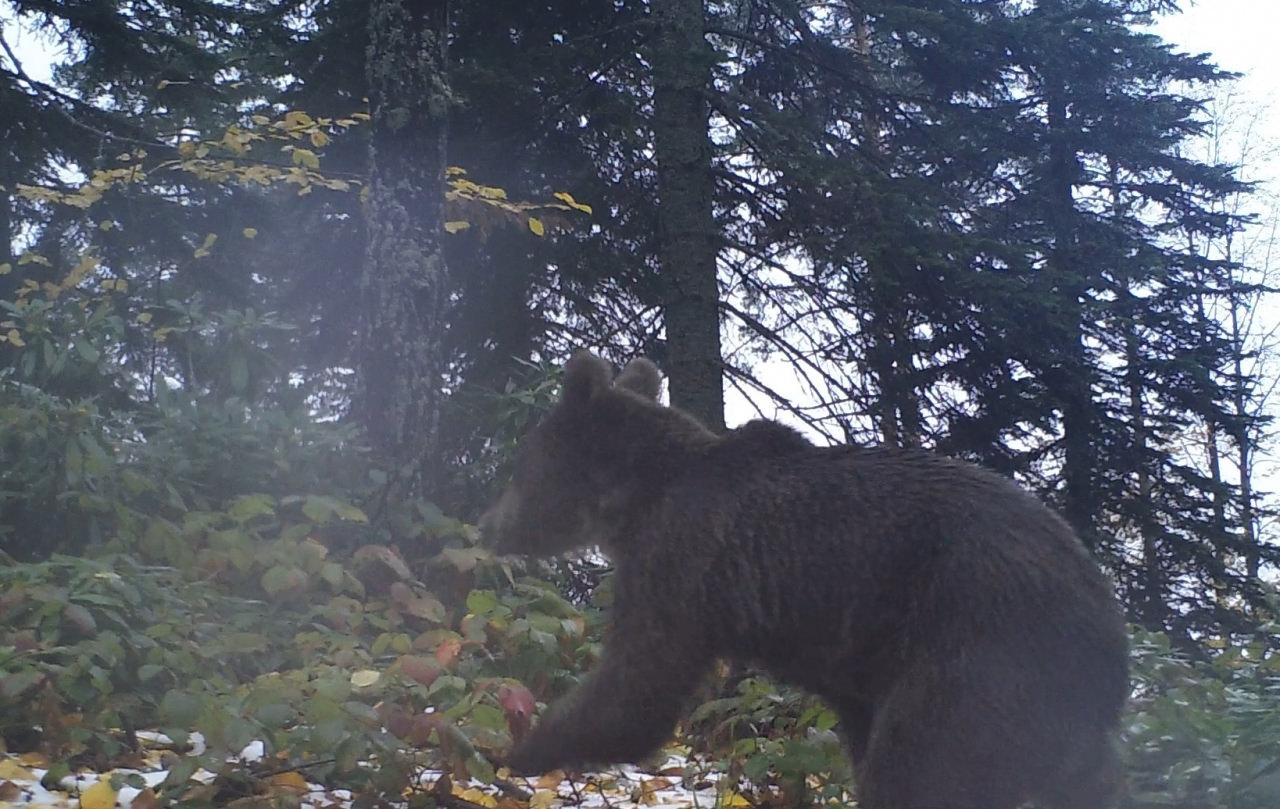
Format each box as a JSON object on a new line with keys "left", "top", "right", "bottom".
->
{"left": 1154, "top": 0, "right": 1278, "bottom": 98}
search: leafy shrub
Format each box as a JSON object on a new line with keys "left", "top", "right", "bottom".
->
{"left": 0, "top": 554, "right": 266, "bottom": 763}
{"left": 0, "top": 531, "right": 606, "bottom": 805}
{"left": 1123, "top": 626, "right": 1280, "bottom": 809}
{"left": 687, "top": 675, "right": 851, "bottom": 807}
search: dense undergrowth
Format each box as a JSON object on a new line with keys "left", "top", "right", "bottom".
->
{"left": 1, "top": 166, "right": 1278, "bottom": 807}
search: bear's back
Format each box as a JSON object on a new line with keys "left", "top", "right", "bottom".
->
{"left": 623, "top": 430, "right": 1126, "bottom": 720}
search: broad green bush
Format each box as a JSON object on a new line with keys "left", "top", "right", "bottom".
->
{"left": 1123, "top": 627, "right": 1280, "bottom": 809}
{"left": 0, "top": 541, "right": 605, "bottom": 804}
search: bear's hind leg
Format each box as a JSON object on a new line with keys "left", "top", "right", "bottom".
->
{"left": 852, "top": 678, "right": 1032, "bottom": 809}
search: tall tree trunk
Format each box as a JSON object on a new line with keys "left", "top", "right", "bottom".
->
{"left": 1113, "top": 164, "right": 1163, "bottom": 627}
{"left": 1124, "top": 287, "right": 1164, "bottom": 627}
{"left": 1044, "top": 69, "right": 1096, "bottom": 548}
{"left": 0, "top": 154, "right": 13, "bottom": 299}
{"left": 1226, "top": 265, "right": 1260, "bottom": 581}
{"left": 651, "top": 0, "right": 724, "bottom": 430}
{"left": 853, "top": 14, "right": 920, "bottom": 449}
{"left": 1193, "top": 237, "right": 1231, "bottom": 601}
{"left": 360, "top": 0, "right": 451, "bottom": 497}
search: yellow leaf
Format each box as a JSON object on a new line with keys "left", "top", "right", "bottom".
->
{"left": 534, "top": 772, "right": 566, "bottom": 790}
{"left": 251, "top": 114, "right": 271, "bottom": 125}
{"left": 310, "top": 130, "right": 331, "bottom": 148}
{"left": 137, "top": 312, "right": 153, "bottom": 324}
{"left": 16, "top": 752, "right": 48, "bottom": 768}
{"left": 18, "top": 252, "right": 49, "bottom": 267}
{"left": 178, "top": 141, "right": 197, "bottom": 158}
{"left": 350, "top": 669, "right": 381, "bottom": 688}
{"left": 5, "top": 329, "right": 25, "bottom": 348}
{"left": 98, "top": 220, "right": 116, "bottom": 231}
{"left": 444, "top": 221, "right": 471, "bottom": 234}
{"left": 637, "top": 780, "right": 661, "bottom": 805}
{"left": 194, "top": 232, "right": 218, "bottom": 259}
{"left": 452, "top": 787, "right": 497, "bottom": 808}
{"left": 291, "top": 148, "right": 320, "bottom": 169}
{"left": 0, "top": 760, "right": 34, "bottom": 780}
{"left": 530, "top": 790, "right": 558, "bottom": 809}
{"left": 446, "top": 166, "right": 467, "bottom": 177}
{"left": 284, "top": 110, "right": 315, "bottom": 129}
{"left": 553, "top": 191, "right": 593, "bottom": 214}
{"left": 720, "top": 791, "right": 752, "bottom": 808}
{"left": 242, "top": 227, "right": 259, "bottom": 239}
{"left": 528, "top": 217, "right": 546, "bottom": 237}
{"left": 269, "top": 771, "right": 309, "bottom": 793}
{"left": 0, "top": 263, "right": 10, "bottom": 275}
{"left": 80, "top": 780, "right": 117, "bottom": 809}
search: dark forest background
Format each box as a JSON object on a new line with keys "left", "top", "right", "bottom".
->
{"left": 2, "top": 2, "right": 1279, "bottom": 807}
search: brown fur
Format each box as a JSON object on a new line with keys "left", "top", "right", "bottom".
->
{"left": 481, "top": 352, "right": 1129, "bottom": 809}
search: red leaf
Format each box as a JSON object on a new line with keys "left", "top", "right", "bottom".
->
{"left": 397, "top": 655, "right": 441, "bottom": 687}
{"left": 435, "top": 636, "right": 462, "bottom": 668}
{"left": 497, "top": 683, "right": 536, "bottom": 742}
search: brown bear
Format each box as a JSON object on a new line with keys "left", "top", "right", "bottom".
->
{"left": 480, "top": 351, "right": 1129, "bottom": 809}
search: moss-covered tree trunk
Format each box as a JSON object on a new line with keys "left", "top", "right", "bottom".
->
{"left": 651, "top": 0, "right": 724, "bottom": 431}
{"left": 360, "top": 0, "right": 450, "bottom": 497}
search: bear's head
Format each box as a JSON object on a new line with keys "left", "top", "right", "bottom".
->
{"left": 479, "top": 351, "right": 669, "bottom": 557}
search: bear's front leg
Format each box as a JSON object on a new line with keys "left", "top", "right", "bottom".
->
{"left": 506, "top": 626, "right": 709, "bottom": 775}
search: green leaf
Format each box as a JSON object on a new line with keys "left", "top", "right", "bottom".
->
{"left": 465, "top": 590, "right": 500, "bottom": 616}
{"left": 229, "top": 355, "right": 249, "bottom": 392}
{"left": 228, "top": 493, "right": 276, "bottom": 523}
{"left": 75, "top": 340, "right": 101, "bottom": 363}
{"left": 320, "top": 562, "right": 345, "bottom": 589}
{"left": 331, "top": 500, "right": 368, "bottom": 523}
{"left": 63, "top": 603, "right": 98, "bottom": 635}
{"left": 441, "top": 546, "right": 488, "bottom": 572}
{"left": 160, "top": 690, "right": 203, "bottom": 727}
{"left": 300, "top": 495, "right": 367, "bottom": 523}
{"left": 302, "top": 496, "right": 334, "bottom": 523}
{"left": 468, "top": 704, "right": 506, "bottom": 732}
{"left": 65, "top": 439, "right": 84, "bottom": 483}
{"left": 0, "top": 670, "right": 44, "bottom": 700}
{"left": 261, "top": 565, "right": 306, "bottom": 596}
{"left": 256, "top": 702, "right": 294, "bottom": 728}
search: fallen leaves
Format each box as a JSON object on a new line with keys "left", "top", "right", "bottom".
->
{"left": 77, "top": 780, "right": 116, "bottom": 809}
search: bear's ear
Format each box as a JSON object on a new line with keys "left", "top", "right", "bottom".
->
{"left": 562, "top": 351, "right": 612, "bottom": 405}
{"left": 615, "top": 358, "right": 662, "bottom": 401}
